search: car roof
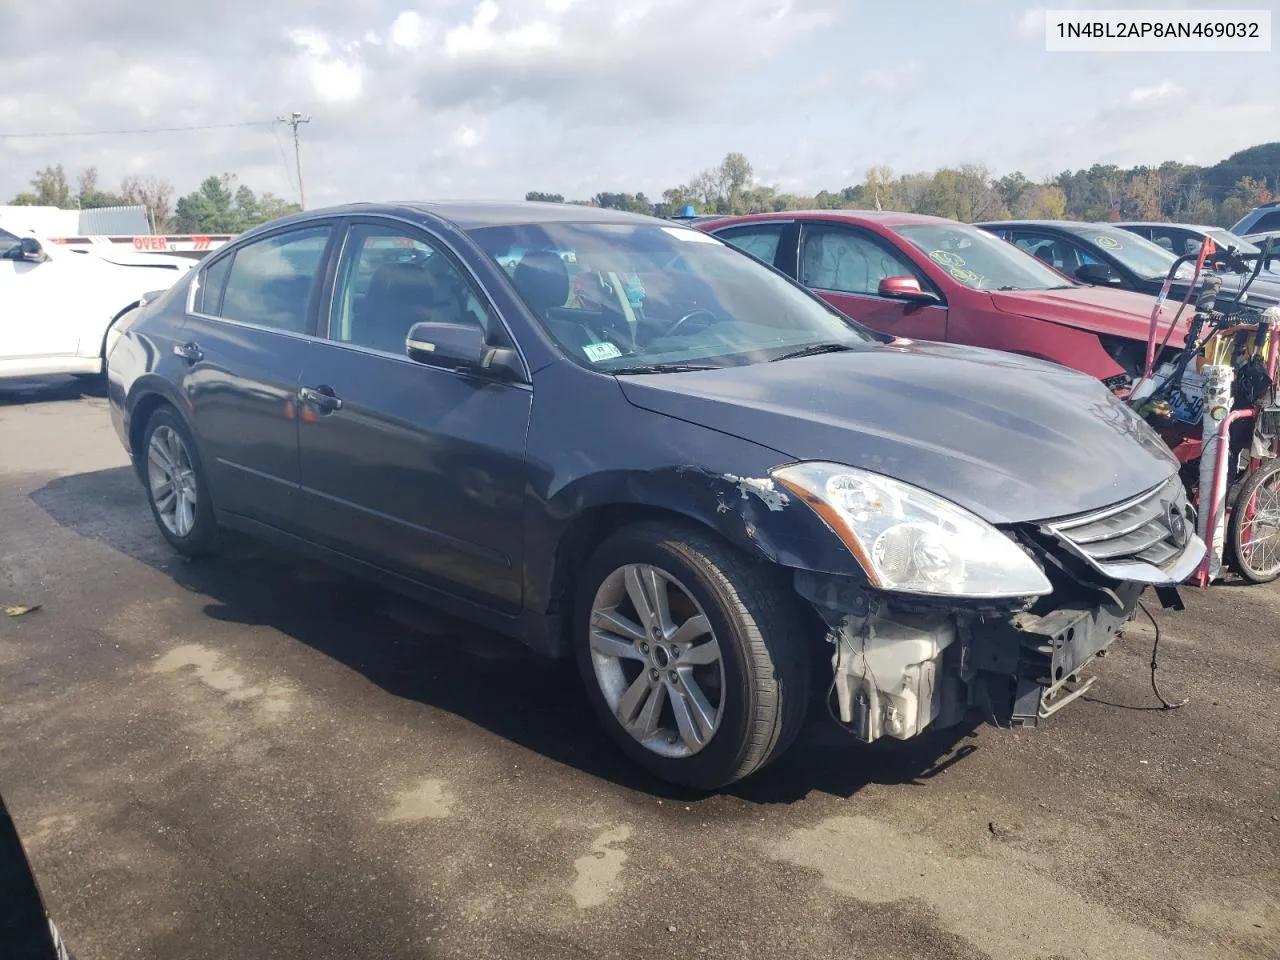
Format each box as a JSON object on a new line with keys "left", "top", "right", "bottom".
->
{"left": 235, "top": 200, "right": 661, "bottom": 241}
{"left": 981, "top": 220, "right": 1139, "bottom": 236}
{"left": 703, "top": 210, "right": 962, "bottom": 228}
{"left": 1113, "top": 221, "right": 1219, "bottom": 232}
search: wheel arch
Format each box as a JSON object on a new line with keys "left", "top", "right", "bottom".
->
{"left": 531, "top": 468, "right": 866, "bottom": 656}
{"left": 125, "top": 379, "right": 196, "bottom": 480}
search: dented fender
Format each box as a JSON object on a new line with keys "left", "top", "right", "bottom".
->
{"left": 520, "top": 372, "right": 870, "bottom": 632}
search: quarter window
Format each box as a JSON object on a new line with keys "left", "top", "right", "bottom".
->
{"left": 329, "top": 223, "right": 491, "bottom": 355}
{"left": 213, "top": 226, "right": 332, "bottom": 333}
{"left": 715, "top": 224, "right": 785, "bottom": 265}
{"left": 197, "top": 252, "right": 233, "bottom": 315}
{"left": 799, "top": 225, "right": 920, "bottom": 295}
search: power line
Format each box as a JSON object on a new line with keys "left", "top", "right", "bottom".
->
{"left": 270, "top": 123, "right": 299, "bottom": 197}
{"left": 0, "top": 120, "right": 275, "bottom": 139}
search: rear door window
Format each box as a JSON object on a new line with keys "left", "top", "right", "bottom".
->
{"left": 1249, "top": 212, "right": 1280, "bottom": 233}
{"left": 211, "top": 226, "right": 332, "bottom": 333}
{"left": 714, "top": 224, "right": 787, "bottom": 266}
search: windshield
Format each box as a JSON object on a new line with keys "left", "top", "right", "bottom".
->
{"left": 1207, "top": 229, "right": 1260, "bottom": 255}
{"left": 892, "top": 223, "right": 1074, "bottom": 291}
{"left": 1078, "top": 225, "right": 1193, "bottom": 280}
{"left": 468, "top": 221, "right": 878, "bottom": 372}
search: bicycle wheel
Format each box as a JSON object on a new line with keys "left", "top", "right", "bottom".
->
{"left": 1228, "top": 457, "right": 1280, "bottom": 584}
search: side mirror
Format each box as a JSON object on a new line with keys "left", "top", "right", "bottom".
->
{"left": 18, "top": 237, "right": 48, "bottom": 263}
{"left": 878, "top": 276, "right": 940, "bottom": 304}
{"left": 405, "top": 321, "right": 521, "bottom": 380}
{"left": 1075, "top": 262, "right": 1118, "bottom": 285}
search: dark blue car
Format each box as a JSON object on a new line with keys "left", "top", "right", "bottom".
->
{"left": 107, "top": 201, "right": 1202, "bottom": 788}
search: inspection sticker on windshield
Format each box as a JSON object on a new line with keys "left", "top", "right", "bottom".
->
{"left": 661, "top": 226, "right": 721, "bottom": 244}
{"left": 582, "top": 341, "right": 623, "bottom": 362}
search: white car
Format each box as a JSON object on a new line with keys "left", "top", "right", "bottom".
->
{"left": 0, "top": 224, "right": 193, "bottom": 382}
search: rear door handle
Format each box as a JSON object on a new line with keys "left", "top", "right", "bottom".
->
{"left": 173, "top": 341, "right": 203, "bottom": 363}
{"left": 298, "top": 385, "right": 343, "bottom": 413}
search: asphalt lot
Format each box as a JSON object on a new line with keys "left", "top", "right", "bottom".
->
{"left": 1, "top": 377, "right": 1277, "bottom": 960}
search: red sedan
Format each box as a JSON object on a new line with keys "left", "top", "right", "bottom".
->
{"left": 698, "top": 211, "right": 1187, "bottom": 387}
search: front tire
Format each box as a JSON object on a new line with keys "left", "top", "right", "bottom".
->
{"left": 1229, "top": 458, "right": 1280, "bottom": 584}
{"left": 575, "top": 521, "right": 811, "bottom": 790}
{"left": 141, "top": 407, "right": 219, "bottom": 556}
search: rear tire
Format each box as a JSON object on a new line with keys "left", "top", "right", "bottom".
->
{"left": 1228, "top": 458, "right": 1280, "bottom": 584}
{"left": 141, "top": 407, "right": 220, "bottom": 556}
{"left": 575, "top": 521, "right": 811, "bottom": 790}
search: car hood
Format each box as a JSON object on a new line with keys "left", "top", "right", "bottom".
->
{"left": 1209, "top": 271, "right": 1280, "bottom": 307}
{"left": 988, "top": 286, "right": 1187, "bottom": 342}
{"left": 617, "top": 340, "right": 1178, "bottom": 525}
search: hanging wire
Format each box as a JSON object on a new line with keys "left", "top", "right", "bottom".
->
{"left": 1140, "top": 601, "right": 1188, "bottom": 710}
{"left": 0, "top": 120, "right": 275, "bottom": 139}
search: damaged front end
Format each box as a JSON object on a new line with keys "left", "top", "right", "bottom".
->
{"left": 789, "top": 474, "right": 1204, "bottom": 743}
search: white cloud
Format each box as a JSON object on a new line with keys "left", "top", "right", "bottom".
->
{"left": 449, "top": 124, "right": 483, "bottom": 149}
{"left": 287, "top": 26, "right": 364, "bottom": 104}
{"left": 389, "top": 10, "right": 429, "bottom": 49}
{"left": 1128, "top": 80, "right": 1183, "bottom": 104}
{"left": 860, "top": 59, "right": 922, "bottom": 95}
{"left": 1015, "top": 7, "right": 1045, "bottom": 38}
{"left": 443, "top": 0, "right": 560, "bottom": 59}
{"left": 286, "top": 27, "right": 332, "bottom": 58}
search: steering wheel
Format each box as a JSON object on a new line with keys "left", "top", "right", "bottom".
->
{"left": 663, "top": 308, "right": 720, "bottom": 338}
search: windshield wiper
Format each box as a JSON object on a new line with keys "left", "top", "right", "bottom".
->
{"left": 769, "top": 343, "right": 858, "bottom": 362}
{"left": 613, "top": 362, "right": 719, "bottom": 375}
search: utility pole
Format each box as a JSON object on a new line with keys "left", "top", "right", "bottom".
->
{"left": 277, "top": 111, "right": 312, "bottom": 209}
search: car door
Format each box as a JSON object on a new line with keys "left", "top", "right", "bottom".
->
{"left": 181, "top": 222, "right": 336, "bottom": 531}
{"left": 295, "top": 218, "right": 532, "bottom": 611}
{"left": 796, "top": 222, "right": 947, "bottom": 340}
{"left": 0, "top": 233, "right": 79, "bottom": 360}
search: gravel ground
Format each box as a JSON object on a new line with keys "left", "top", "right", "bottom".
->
{"left": 1, "top": 378, "right": 1277, "bottom": 960}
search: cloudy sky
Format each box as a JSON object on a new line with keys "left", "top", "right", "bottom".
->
{"left": 1, "top": 0, "right": 1276, "bottom": 208}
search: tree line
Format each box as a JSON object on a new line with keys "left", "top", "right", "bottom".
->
{"left": 10, "top": 141, "right": 1277, "bottom": 236}
{"left": 8, "top": 165, "right": 300, "bottom": 234}
{"left": 529, "top": 142, "right": 1280, "bottom": 227}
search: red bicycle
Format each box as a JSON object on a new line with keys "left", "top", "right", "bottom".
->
{"left": 1129, "top": 235, "right": 1280, "bottom": 585}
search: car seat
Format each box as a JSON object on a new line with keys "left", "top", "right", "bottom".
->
{"left": 358, "top": 262, "right": 442, "bottom": 354}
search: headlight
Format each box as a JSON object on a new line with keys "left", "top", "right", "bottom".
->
{"left": 772, "top": 462, "right": 1052, "bottom": 598}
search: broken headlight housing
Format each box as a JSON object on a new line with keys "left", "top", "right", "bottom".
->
{"left": 772, "top": 462, "right": 1052, "bottom": 599}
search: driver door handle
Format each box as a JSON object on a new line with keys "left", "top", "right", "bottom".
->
{"left": 173, "top": 341, "right": 203, "bottom": 363}
{"left": 298, "top": 385, "right": 343, "bottom": 413}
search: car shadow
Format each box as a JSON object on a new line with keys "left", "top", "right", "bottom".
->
{"left": 30, "top": 465, "right": 980, "bottom": 805}
{"left": 0, "top": 376, "right": 105, "bottom": 406}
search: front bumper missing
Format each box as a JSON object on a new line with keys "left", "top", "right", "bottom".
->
{"left": 965, "top": 586, "right": 1143, "bottom": 728}
{"left": 799, "top": 571, "right": 1146, "bottom": 743}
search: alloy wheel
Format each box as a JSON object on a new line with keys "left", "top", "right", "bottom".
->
{"left": 588, "top": 563, "right": 726, "bottom": 758}
{"left": 147, "top": 425, "right": 199, "bottom": 539}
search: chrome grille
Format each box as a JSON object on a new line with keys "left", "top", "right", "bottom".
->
{"left": 1045, "top": 476, "right": 1193, "bottom": 575}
